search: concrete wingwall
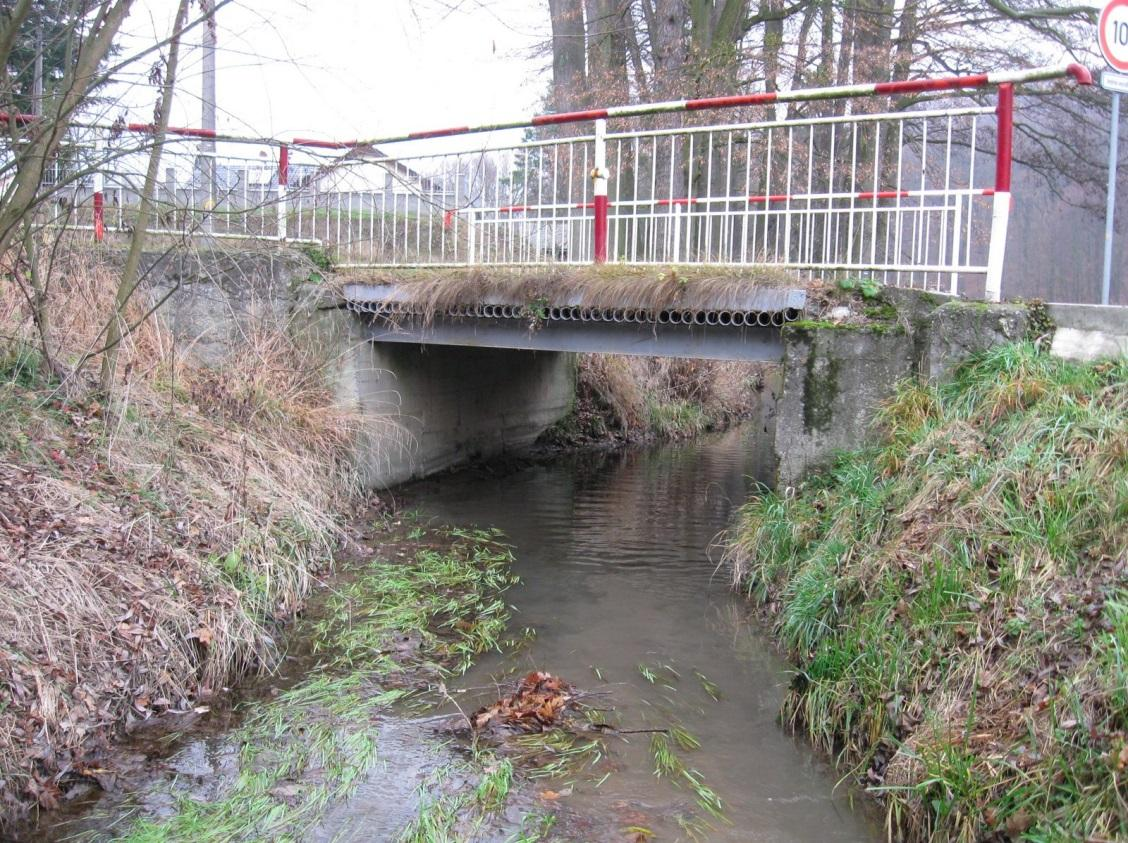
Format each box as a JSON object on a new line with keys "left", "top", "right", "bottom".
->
{"left": 130, "top": 248, "right": 575, "bottom": 490}
{"left": 302, "top": 301, "right": 577, "bottom": 488}
{"left": 772, "top": 294, "right": 1128, "bottom": 487}
{"left": 774, "top": 324, "right": 917, "bottom": 487}
{"left": 773, "top": 295, "right": 1032, "bottom": 486}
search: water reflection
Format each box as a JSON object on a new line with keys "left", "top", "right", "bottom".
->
{"left": 415, "top": 428, "right": 878, "bottom": 842}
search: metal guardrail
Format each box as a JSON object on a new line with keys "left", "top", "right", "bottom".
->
{"left": 3, "top": 63, "right": 1092, "bottom": 301}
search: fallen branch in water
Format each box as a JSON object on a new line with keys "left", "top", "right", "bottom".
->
{"left": 589, "top": 725, "right": 668, "bottom": 735}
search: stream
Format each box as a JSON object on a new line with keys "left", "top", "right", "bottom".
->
{"left": 403, "top": 426, "right": 879, "bottom": 842}
{"left": 31, "top": 427, "right": 881, "bottom": 842}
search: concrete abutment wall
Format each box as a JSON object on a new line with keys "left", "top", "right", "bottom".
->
{"left": 344, "top": 340, "right": 575, "bottom": 488}
{"left": 307, "top": 299, "right": 576, "bottom": 488}
{"left": 773, "top": 295, "right": 1034, "bottom": 486}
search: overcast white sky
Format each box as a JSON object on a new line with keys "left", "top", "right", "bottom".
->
{"left": 112, "top": 0, "right": 548, "bottom": 147}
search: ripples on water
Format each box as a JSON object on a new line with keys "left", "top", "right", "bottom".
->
{"left": 414, "top": 427, "right": 879, "bottom": 842}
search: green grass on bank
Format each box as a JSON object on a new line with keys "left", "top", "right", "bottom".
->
{"left": 312, "top": 526, "right": 516, "bottom": 675}
{"left": 726, "top": 344, "right": 1127, "bottom": 843}
{"left": 117, "top": 525, "right": 517, "bottom": 843}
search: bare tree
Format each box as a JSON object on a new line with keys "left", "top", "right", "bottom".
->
{"left": 98, "top": 0, "right": 191, "bottom": 393}
{"left": 539, "top": 0, "right": 1108, "bottom": 200}
{"left": 0, "top": 1, "right": 134, "bottom": 258}
{"left": 1, "top": 1, "right": 240, "bottom": 393}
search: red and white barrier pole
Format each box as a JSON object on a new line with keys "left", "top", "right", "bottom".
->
{"left": 592, "top": 119, "right": 609, "bottom": 264}
{"left": 287, "top": 63, "right": 1091, "bottom": 153}
{"left": 985, "top": 82, "right": 1014, "bottom": 302}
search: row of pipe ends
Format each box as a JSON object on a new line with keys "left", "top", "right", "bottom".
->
{"left": 362, "top": 302, "right": 801, "bottom": 327}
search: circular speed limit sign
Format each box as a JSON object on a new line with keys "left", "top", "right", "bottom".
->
{"left": 1100, "top": 0, "right": 1128, "bottom": 71}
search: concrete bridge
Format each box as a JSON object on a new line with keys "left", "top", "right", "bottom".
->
{"left": 144, "top": 245, "right": 1126, "bottom": 494}
{"left": 326, "top": 274, "right": 1124, "bottom": 487}
{"left": 342, "top": 281, "right": 806, "bottom": 362}
{"left": 112, "top": 62, "right": 1122, "bottom": 490}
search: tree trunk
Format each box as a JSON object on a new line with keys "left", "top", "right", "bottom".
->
{"left": 548, "top": 0, "right": 587, "bottom": 111}
{"left": 761, "top": 0, "right": 783, "bottom": 94}
{"left": 689, "top": 0, "right": 749, "bottom": 96}
{"left": 0, "top": 0, "right": 33, "bottom": 73}
{"left": 892, "top": 0, "right": 918, "bottom": 83}
{"left": 21, "top": 220, "right": 56, "bottom": 377}
{"left": 649, "top": 0, "right": 687, "bottom": 99}
{"left": 99, "top": 0, "right": 190, "bottom": 394}
{"left": 585, "top": 0, "right": 629, "bottom": 102}
{"left": 624, "top": 4, "right": 649, "bottom": 97}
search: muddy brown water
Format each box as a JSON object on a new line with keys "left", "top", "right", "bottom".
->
{"left": 31, "top": 427, "right": 882, "bottom": 842}
{"left": 403, "top": 426, "right": 881, "bottom": 841}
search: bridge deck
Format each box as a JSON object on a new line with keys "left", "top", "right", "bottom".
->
{"left": 341, "top": 266, "right": 806, "bottom": 361}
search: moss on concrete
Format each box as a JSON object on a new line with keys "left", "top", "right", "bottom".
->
{"left": 802, "top": 339, "right": 839, "bottom": 434}
{"left": 785, "top": 319, "right": 905, "bottom": 336}
{"left": 862, "top": 302, "right": 898, "bottom": 321}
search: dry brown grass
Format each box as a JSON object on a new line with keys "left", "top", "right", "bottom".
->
{"left": 549, "top": 352, "right": 770, "bottom": 444}
{"left": 0, "top": 245, "right": 365, "bottom": 822}
{"left": 336, "top": 264, "right": 797, "bottom": 320}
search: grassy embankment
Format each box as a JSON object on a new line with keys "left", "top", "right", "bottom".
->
{"left": 118, "top": 519, "right": 522, "bottom": 842}
{"left": 727, "top": 344, "right": 1127, "bottom": 842}
{"left": 0, "top": 250, "right": 369, "bottom": 825}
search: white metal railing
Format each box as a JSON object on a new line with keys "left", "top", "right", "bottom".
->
{"left": 291, "top": 102, "right": 1001, "bottom": 297}
{"left": 413, "top": 106, "right": 999, "bottom": 296}
{"left": 3, "top": 136, "right": 293, "bottom": 241}
{"left": 2, "top": 63, "right": 1092, "bottom": 301}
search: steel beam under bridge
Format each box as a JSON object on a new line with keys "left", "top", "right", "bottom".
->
{"left": 359, "top": 314, "right": 780, "bottom": 361}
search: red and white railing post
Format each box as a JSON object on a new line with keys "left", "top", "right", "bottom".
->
{"left": 92, "top": 140, "right": 105, "bottom": 242}
{"left": 277, "top": 143, "right": 289, "bottom": 240}
{"left": 985, "top": 82, "right": 1015, "bottom": 302}
{"left": 592, "top": 118, "right": 609, "bottom": 264}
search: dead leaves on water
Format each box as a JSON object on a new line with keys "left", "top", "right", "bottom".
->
{"left": 471, "top": 671, "right": 580, "bottom": 734}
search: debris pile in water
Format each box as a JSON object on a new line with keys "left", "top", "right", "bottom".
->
{"left": 471, "top": 672, "right": 579, "bottom": 733}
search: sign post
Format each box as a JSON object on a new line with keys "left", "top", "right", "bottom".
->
{"left": 1099, "top": 0, "right": 1128, "bottom": 304}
